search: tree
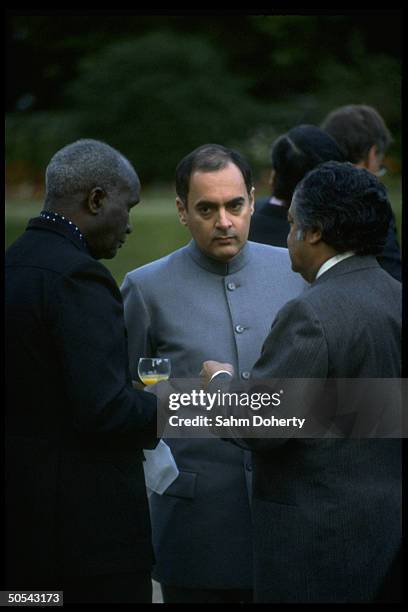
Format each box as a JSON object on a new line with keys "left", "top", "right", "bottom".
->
{"left": 67, "top": 31, "right": 266, "bottom": 182}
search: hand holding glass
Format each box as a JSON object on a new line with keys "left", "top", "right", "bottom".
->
{"left": 138, "top": 358, "right": 171, "bottom": 386}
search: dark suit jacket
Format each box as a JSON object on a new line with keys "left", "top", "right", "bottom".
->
{"left": 377, "top": 215, "right": 402, "bottom": 281}
{"left": 249, "top": 198, "right": 402, "bottom": 281}
{"left": 246, "top": 256, "right": 401, "bottom": 602}
{"left": 5, "top": 217, "right": 158, "bottom": 589}
{"left": 248, "top": 198, "right": 289, "bottom": 248}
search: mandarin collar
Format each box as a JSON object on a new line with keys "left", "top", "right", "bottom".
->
{"left": 186, "top": 239, "right": 251, "bottom": 276}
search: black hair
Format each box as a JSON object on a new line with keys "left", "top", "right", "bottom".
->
{"left": 293, "top": 161, "right": 392, "bottom": 255}
{"left": 271, "top": 124, "right": 345, "bottom": 204}
{"left": 175, "top": 143, "right": 253, "bottom": 206}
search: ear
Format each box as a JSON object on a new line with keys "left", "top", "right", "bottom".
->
{"left": 367, "top": 145, "right": 380, "bottom": 174}
{"left": 361, "top": 145, "right": 378, "bottom": 174}
{"left": 307, "top": 227, "right": 322, "bottom": 245}
{"left": 176, "top": 197, "right": 188, "bottom": 226}
{"left": 249, "top": 187, "right": 255, "bottom": 215}
{"left": 87, "top": 187, "right": 106, "bottom": 215}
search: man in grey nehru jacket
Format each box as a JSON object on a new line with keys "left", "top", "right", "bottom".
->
{"left": 121, "top": 144, "right": 304, "bottom": 603}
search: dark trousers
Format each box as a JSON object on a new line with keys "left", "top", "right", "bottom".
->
{"left": 63, "top": 572, "right": 152, "bottom": 604}
{"left": 374, "top": 547, "right": 402, "bottom": 603}
{"left": 161, "top": 584, "right": 253, "bottom": 603}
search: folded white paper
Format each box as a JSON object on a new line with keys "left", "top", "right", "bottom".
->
{"left": 143, "top": 440, "right": 179, "bottom": 496}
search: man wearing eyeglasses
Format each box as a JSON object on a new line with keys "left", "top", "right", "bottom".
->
{"left": 321, "top": 104, "right": 401, "bottom": 281}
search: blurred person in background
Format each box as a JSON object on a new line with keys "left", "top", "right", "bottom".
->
{"left": 249, "top": 124, "right": 345, "bottom": 247}
{"left": 250, "top": 117, "right": 401, "bottom": 283}
{"left": 321, "top": 104, "right": 401, "bottom": 281}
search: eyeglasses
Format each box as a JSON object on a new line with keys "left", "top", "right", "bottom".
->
{"left": 376, "top": 166, "right": 387, "bottom": 177}
{"left": 375, "top": 151, "right": 387, "bottom": 177}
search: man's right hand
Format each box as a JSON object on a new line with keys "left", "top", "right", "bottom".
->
{"left": 200, "top": 360, "right": 234, "bottom": 388}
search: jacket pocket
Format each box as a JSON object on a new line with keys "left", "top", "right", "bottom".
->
{"left": 162, "top": 469, "right": 197, "bottom": 499}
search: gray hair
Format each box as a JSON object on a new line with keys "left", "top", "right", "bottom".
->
{"left": 45, "top": 139, "right": 138, "bottom": 208}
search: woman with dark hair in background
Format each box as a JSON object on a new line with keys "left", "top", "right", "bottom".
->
{"left": 250, "top": 119, "right": 401, "bottom": 282}
{"left": 249, "top": 124, "right": 345, "bottom": 247}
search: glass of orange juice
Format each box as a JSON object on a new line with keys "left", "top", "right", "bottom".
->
{"left": 138, "top": 357, "right": 171, "bottom": 386}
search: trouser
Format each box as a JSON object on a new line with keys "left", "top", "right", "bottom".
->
{"left": 374, "top": 547, "right": 402, "bottom": 603}
{"left": 63, "top": 571, "right": 152, "bottom": 604}
{"left": 161, "top": 584, "right": 253, "bottom": 603}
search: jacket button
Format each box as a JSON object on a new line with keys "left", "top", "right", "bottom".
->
{"left": 227, "top": 282, "right": 236, "bottom": 291}
{"left": 235, "top": 325, "right": 245, "bottom": 334}
{"left": 246, "top": 462, "right": 252, "bottom": 471}
{"left": 241, "top": 371, "right": 251, "bottom": 380}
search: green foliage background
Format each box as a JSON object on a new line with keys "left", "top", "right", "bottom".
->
{"left": 6, "top": 13, "right": 401, "bottom": 186}
{"left": 5, "top": 12, "right": 402, "bottom": 276}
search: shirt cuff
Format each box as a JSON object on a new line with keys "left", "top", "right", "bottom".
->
{"left": 209, "top": 370, "right": 233, "bottom": 383}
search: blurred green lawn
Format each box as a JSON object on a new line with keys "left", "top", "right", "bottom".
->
{"left": 5, "top": 176, "right": 402, "bottom": 285}
{"left": 5, "top": 188, "right": 188, "bottom": 285}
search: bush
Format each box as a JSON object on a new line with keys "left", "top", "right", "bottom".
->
{"left": 66, "top": 31, "right": 266, "bottom": 183}
{"left": 5, "top": 111, "right": 82, "bottom": 172}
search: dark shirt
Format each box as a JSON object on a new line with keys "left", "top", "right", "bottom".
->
{"left": 249, "top": 197, "right": 289, "bottom": 248}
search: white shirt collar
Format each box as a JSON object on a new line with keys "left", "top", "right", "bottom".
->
{"left": 316, "top": 251, "right": 355, "bottom": 280}
{"left": 268, "top": 196, "right": 285, "bottom": 207}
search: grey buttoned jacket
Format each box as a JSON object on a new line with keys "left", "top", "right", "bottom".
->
{"left": 121, "top": 240, "right": 304, "bottom": 589}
